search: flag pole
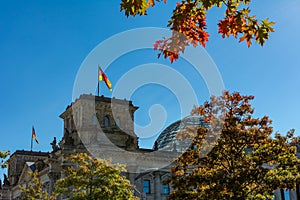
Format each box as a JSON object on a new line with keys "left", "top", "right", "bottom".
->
{"left": 30, "top": 126, "right": 33, "bottom": 151}
{"left": 97, "top": 65, "right": 100, "bottom": 96}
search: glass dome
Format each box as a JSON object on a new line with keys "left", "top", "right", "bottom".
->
{"left": 153, "top": 115, "right": 205, "bottom": 151}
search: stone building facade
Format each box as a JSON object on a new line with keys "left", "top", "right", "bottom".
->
{"left": 1, "top": 94, "right": 299, "bottom": 200}
{"left": 0, "top": 94, "right": 177, "bottom": 200}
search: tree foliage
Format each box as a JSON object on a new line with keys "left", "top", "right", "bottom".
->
{"left": 169, "top": 91, "right": 300, "bottom": 200}
{"left": 120, "top": 0, "right": 275, "bottom": 63}
{"left": 19, "top": 170, "right": 54, "bottom": 200}
{"left": 54, "top": 153, "right": 137, "bottom": 200}
{"left": 0, "top": 150, "right": 10, "bottom": 168}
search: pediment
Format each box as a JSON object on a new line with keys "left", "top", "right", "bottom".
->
{"left": 17, "top": 162, "right": 35, "bottom": 185}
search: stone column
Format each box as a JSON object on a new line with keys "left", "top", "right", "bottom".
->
{"left": 274, "top": 189, "right": 282, "bottom": 200}
{"left": 48, "top": 172, "right": 60, "bottom": 195}
{"left": 128, "top": 172, "right": 135, "bottom": 185}
{"left": 154, "top": 172, "right": 161, "bottom": 200}
{"left": 290, "top": 190, "right": 297, "bottom": 200}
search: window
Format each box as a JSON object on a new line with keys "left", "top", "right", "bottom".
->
{"left": 103, "top": 116, "right": 110, "bottom": 126}
{"left": 162, "top": 185, "right": 170, "bottom": 195}
{"left": 143, "top": 180, "right": 150, "bottom": 194}
{"left": 92, "top": 115, "right": 98, "bottom": 125}
{"left": 65, "top": 118, "right": 69, "bottom": 129}
{"left": 283, "top": 190, "right": 290, "bottom": 200}
{"left": 115, "top": 118, "right": 121, "bottom": 127}
{"left": 280, "top": 189, "right": 290, "bottom": 200}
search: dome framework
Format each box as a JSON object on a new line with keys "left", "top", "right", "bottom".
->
{"left": 154, "top": 116, "right": 205, "bottom": 152}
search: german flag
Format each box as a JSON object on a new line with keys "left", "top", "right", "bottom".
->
{"left": 32, "top": 126, "right": 39, "bottom": 144}
{"left": 99, "top": 67, "right": 112, "bottom": 92}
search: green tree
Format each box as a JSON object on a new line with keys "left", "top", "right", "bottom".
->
{"left": 120, "top": 0, "right": 274, "bottom": 62}
{"left": 0, "top": 150, "right": 10, "bottom": 168}
{"left": 19, "top": 170, "right": 54, "bottom": 200}
{"left": 169, "top": 91, "right": 300, "bottom": 200}
{"left": 54, "top": 153, "right": 138, "bottom": 200}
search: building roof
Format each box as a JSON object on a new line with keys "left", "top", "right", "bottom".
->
{"left": 10, "top": 150, "right": 49, "bottom": 157}
{"left": 63, "top": 94, "right": 138, "bottom": 111}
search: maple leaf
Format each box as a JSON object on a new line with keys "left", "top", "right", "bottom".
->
{"left": 121, "top": 0, "right": 275, "bottom": 63}
{"left": 120, "top": 0, "right": 149, "bottom": 17}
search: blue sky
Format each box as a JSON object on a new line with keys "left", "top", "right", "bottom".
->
{"left": 0, "top": 0, "right": 299, "bottom": 157}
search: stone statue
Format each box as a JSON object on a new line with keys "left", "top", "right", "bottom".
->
{"left": 50, "top": 137, "right": 59, "bottom": 152}
{"left": 3, "top": 174, "right": 9, "bottom": 186}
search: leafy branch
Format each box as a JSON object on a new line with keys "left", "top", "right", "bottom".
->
{"left": 120, "top": 0, "right": 275, "bottom": 63}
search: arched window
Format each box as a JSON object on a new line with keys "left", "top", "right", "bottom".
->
{"left": 103, "top": 116, "right": 110, "bottom": 127}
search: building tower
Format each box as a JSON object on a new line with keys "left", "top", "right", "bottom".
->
{"left": 58, "top": 94, "right": 139, "bottom": 153}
